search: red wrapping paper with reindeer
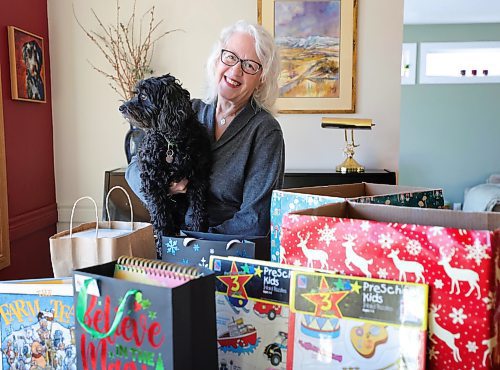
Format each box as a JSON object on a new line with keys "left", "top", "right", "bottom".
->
{"left": 281, "top": 201, "right": 500, "bottom": 370}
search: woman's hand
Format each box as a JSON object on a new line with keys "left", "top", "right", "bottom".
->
{"left": 169, "top": 178, "right": 189, "bottom": 195}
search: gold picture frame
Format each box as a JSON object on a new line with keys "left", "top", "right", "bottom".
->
{"left": 258, "top": 0, "right": 357, "bottom": 113}
{"left": 7, "top": 26, "right": 46, "bottom": 103}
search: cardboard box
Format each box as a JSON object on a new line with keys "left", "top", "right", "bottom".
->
{"left": 271, "top": 183, "right": 444, "bottom": 262}
{"left": 209, "top": 256, "right": 300, "bottom": 370}
{"left": 281, "top": 201, "right": 500, "bottom": 370}
{"left": 209, "top": 256, "right": 428, "bottom": 370}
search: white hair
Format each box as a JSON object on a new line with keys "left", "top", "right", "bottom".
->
{"left": 203, "top": 20, "right": 281, "bottom": 113}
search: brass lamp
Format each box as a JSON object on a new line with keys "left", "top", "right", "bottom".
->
{"left": 321, "top": 117, "right": 375, "bottom": 173}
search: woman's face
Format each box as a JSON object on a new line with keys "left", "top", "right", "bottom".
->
{"left": 215, "top": 32, "right": 262, "bottom": 105}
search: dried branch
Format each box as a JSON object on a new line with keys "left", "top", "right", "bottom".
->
{"left": 73, "top": 0, "right": 179, "bottom": 100}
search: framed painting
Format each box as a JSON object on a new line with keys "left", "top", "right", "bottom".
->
{"left": 7, "top": 26, "right": 46, "bottom": 103}
{"left": 258, "top": 0, "right": 357, "bottom": 113}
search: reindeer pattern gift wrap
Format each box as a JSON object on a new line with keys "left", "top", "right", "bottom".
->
{"left": 280, "top": 201, "right": 500, "bottom": 370}
{"left": 271, "top": 183, "right": 444, "bottom": 263}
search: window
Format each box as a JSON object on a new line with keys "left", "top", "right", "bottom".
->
{"left": 419, "top": 41, "right": 500, "bottom": 84}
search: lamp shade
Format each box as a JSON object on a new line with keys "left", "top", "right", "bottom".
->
{"left": 321, "top": 117, "right": 374, "bottom": 130}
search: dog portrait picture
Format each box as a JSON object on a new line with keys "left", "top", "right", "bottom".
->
{"left": 120, "top": 74, "right": 212, "bottom": 255}
{"left": 8, "top": 26, "right": 46, "bottom": 103}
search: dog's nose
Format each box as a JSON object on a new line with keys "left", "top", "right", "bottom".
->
{"left": 119, "top": 104, "right": 126, "bottom": 112}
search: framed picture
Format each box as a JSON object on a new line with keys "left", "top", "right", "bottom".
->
{"left": 7, "top": 26, "right": 46, "bottom": 103}
{"left": 258, "top": 0, "right": 358, "bottom": 113}
{"left": 401, "top": 43, "right": 417, "bottom": 85}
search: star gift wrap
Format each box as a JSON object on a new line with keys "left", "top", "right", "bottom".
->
{"left": 281, "top": 201, "right": 500, "bottom": 370}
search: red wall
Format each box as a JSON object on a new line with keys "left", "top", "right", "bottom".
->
{"left": 0, "top": 0, "right": 57, "bottom": 279}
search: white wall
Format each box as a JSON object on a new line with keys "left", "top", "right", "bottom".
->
{"left": 48, "top": 0, "right": 404, "bottom": 223}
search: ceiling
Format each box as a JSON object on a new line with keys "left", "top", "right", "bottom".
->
{"left": 404, "top": 0, "right": 500, "bottom": 25}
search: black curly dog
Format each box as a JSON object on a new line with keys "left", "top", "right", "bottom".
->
{"left": 119, "top": 74, "right": 212, "bottom": 254}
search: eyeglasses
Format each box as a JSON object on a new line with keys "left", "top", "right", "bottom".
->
{"left": 220, "top": 49, "right": 262, "bottom": 75}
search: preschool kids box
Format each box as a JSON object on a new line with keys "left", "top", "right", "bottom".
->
{"left": 286, "top": 270, "right": 428, "bottom": 370}
{"left": 210, "top": 256, "right": 310, "bottom": 370}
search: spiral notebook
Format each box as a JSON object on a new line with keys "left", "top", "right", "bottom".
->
{"left": 113, "top": 256, "right": 204, "bottom": 288}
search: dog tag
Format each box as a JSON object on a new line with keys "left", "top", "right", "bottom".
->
{"left": 165, "top": 149, "right": 174, "bottom": 163}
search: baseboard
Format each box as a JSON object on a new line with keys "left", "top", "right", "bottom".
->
{"left": 9, "top": 203, "right": 58, "bottom": 241}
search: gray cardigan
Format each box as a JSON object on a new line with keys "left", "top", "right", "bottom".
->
{"left": 126, "top": 98, "right": 285, "bottom": 236}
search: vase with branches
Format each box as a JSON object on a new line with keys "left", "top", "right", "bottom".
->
{"left": 73, "top": 0, "right": 177, "bottom": 163}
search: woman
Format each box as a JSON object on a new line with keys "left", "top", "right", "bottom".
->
{"left": 126, "top": 20, "right": 284, "bottom": 236}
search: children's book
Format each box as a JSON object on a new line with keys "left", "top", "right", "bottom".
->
{"left": 0, "top": 279, "right": 75, "bottom": 370}
{"left": 209, "top": 256, "right": 313, "bottom": 370}
{"left": 287, "top": 271, "right": 428, "bottom": 370}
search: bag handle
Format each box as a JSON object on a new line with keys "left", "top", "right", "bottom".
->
{"left": 69, "top": 196, "right": 99, "bottom": 238}
{"left": 105, "top": 185, "right": 134, "bottom": 229}
{"left": 76, "top": 278, "right": 142, "bottom": 339}
{"left": 182, "top": 237, "right": 242, "bottom": 250}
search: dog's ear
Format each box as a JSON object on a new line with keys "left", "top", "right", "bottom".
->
{"left": 157, "top": 76, "right": 193, "bottom": 130}
{"left": 35, "top": 43, "right": 43, "bottom": 70}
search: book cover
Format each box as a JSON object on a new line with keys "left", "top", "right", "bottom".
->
{"left": 210, "top": 256, "right": 312, "bottom": 370}
{"left": 0, "top": 280, "right": 75, "bottom": 370}
{"left": 287, "top": 271, "right": 428, "bottom": 370}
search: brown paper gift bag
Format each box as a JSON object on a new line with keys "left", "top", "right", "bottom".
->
{"left": 50, "top": 186, "right": 156, "bottom": 277}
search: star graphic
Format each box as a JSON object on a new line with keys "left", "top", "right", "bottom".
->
{"left": 140, "top": 298, "right": 152, "bottom": 309}
{"left": 334, "top": 278, "right": 345, "bottom": 290}
{"left": 350, "top": 281, "right": 362, "bottom": 294}
{"left": 302, "top": 276, "right": 349, "bottom": 317}
{"left": 217, "top": 261, "right": 253, "bottom": 300}
{"left": 254, "top": 265, "right": 263, "bottom": 277}
{"left": 343, "top": 280, "right": 352, "bottom": 291}
{"left": 148, "top": 311, "right": 157, "bottom": 320}
{"left": 241, "top": 263, "right": 251, "bottom": 274}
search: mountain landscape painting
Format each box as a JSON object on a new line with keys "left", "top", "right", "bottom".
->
{"left": 274, "top": 1, "right": 341, "bottom": 98}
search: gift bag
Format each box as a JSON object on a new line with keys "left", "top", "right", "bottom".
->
{"left": 73, "top": 257, "right": 217, "bottom": 370}
{"left": 161, "top": 230, "right": 270, "bottom": 267}
{"left": 281, "top": 201, "right": 500, "bottom": 370}
{"left": 50, "top": 186, "right": 156, "bottom": 277}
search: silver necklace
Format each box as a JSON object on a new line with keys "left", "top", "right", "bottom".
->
{"left": 218, "top": 106, "right": 241, "bottom": 125}
{"left": 219, "top": 112, "right": 234, "bottom": 125}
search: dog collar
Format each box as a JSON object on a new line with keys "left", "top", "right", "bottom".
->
{"left": 165, "top": 140, "right": 176, "bottom": 164}
{"left": 158, "top": 132, "right": 176, "bottom": 163}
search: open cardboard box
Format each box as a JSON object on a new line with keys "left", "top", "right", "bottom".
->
{"left": 270, "top": 183, "right": 444, "bottom": 262}
{"left": 284, "top": 182, "right": 442, "bottom": 202}
{"left": 295, "top": 199, "right": 498, "bottom": 228}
